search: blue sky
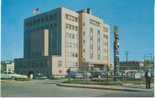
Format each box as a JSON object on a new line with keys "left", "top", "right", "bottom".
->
{"left": 2, "top": 0, "right": 154, "bottom": 61}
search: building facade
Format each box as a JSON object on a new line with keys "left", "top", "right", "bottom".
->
{"left": 1, "top": 60, "right": 15, "bottom": 74}
{"left": 15, "top": 7, "right": 110, "bottom": 78}
{"left": 79, "top": 9, "right": 110, "bottom": 71}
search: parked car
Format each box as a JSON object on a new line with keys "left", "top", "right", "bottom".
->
{"left": 90, "top": 71, "right": 107, "bottom": 80}
{"left": 36, "top": 73, "right": 48, "bottom": 80}
{"left": 68, "top": 71, "right": 83, "bottom": 79}
{"left": 1, "top": 73, "right": 28, "bottom": 80}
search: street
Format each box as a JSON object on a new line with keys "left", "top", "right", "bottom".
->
{"left": 1, "top": 80, "right": 154, "bottom": 97}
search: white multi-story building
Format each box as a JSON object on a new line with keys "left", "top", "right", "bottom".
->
{"left": 15, "top": 7, "right": 110, "bottom": 78}
{"left": 79, "top": 9, "right": 110, "bottom": 71}
{"left": 1, "top": 61, "right": 15, "bottom": 74}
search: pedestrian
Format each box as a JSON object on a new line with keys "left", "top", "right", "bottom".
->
{"left": 67, "top": 68, "right": 71, "bottom": 82}
{"left": 144, "top": 70, "right": 152, "bottom": 89}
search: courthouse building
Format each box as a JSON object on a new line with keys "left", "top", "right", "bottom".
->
{"left": 15, "top": 7, "right": 110, "bottom": 78}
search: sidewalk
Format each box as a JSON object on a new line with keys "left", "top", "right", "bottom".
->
{"left": 122, "top": 83, "right": 154, "bottom": 89}
{"left": 57, "top": 83, "right": 154, "bottom": 92}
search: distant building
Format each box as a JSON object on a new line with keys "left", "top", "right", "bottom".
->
{"left": 120, "top": 61, "right": 154, "bottom": 73}
{"left": 119, "top": 61, "right": 142, "bottom": 71}
{"left": 15, "top": 7, "right": 110, "bottom": 78}
{"left": 1, "top": 60, "right": 15, "bottom": 74}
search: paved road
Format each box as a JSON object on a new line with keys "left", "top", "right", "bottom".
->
{"left": 1, "top": 80, "right": 154, "bottom": 97}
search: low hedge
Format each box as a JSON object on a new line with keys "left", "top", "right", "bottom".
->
{"left": 63, "top": 79, "right": 122, "bottom": 85}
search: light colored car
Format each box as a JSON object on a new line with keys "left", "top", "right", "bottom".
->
{"left": 69, "top": 71, "right": 83, "bottom": 79}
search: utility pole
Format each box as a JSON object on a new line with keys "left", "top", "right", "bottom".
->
{"left": 125, "top": 51, "right": 128, "bottom": 63}
{"left": 113, "top": 26, "right": 120, "bottom": 81}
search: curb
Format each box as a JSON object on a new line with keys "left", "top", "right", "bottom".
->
{"left": 56, "top": 83, "right": 149, "bottom": 92}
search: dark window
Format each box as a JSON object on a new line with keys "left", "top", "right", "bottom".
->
{"left": 72, "top": 34, "right": 75, "bottom": 39}
{"left": 49, "top": 15, "right": 53, "bottom": 20}
{"left": 75, "top": 26, "right": 78, "bottom": 31}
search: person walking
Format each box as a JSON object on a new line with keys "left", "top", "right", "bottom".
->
{"left": 144, "top": 70, "right": 152, "bottom": 89}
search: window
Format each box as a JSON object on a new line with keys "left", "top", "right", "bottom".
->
{"left": 98, "top": 38, "right": 100, "bottom": 42}
{"left": 69, "top": 25, "right": 72, "bottom": 29}
{"left": 54, "top": 13, "right": 57, "bottom": 18}
{"left": 83, "top": 32, "right": 85, "bottom": 36}
{"left": 83, "top": 23, "right": 85, "bottom": 26}
{"left": 90, "top": 28, "right": 93, "bottom": 42}
{"left": 90, "top": 37, "right": 93, "bottom": 40}
{"left": 90, "top": 44, "right": 93, "bottom": 49}
{"left": 90, "top": 53, "right": 93, "bottom": 59}
{"left": 98, "top": 54, "right": 101, "bottom": 60}
{"left": 54, "top": 23, "right": 57, "bottom": 27}
{"left": 66, "top": 14, "right": 68, "bottom": 19}
{"left": 71, "top": 53, "right": 74, "bottom": 57}
{"left": 75, "top": 18, "right": 78, "bottom": 22}
{"left": 41, "top": 17, "right": 44, "bottom": 23}
{"left": 65, "top": 23, "right": 78, "bottom": 31}
{"left": 75, "top": 53, "right": 78, "bottom": 57}
{"left": 58, "top": 61, "right": 62, "bottom": 67}
{"left": 66, "top": 24, "right": 68, "bottom": 28}
{"left": 83, "top": 40, "right": 85, "bottom": 43}
{"left": 50, "top": 24, "right": 53, "bottom": 27}
{"left": 45, "top": 16, "right": 49, "bottom": 22}
{"left": 90, "top": 28, "right": 93, "bottom": 32}
{"left": 98, "top": 30, "right": 100, "bottom": 36}
{"left": 49, "top": 15, "right": 53, "bottom": 20}
{"left": 72, "top": 34, "right": 75, "bottom": 39}
{"left": 75, "top": 26, "right": 78, "bottom": 31}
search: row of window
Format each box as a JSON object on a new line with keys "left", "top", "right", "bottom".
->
{"left": 82, "top": 55, "right": 108, "bottom": 61}
{"left": 67, "top": 33, "right": 78, "bottom": 39}
{"left": 18, "top": 63, "right": 47, "bottom": 68}
{"left": 83, "top": 32, "right": 108, "bottom": 40}
{"left": 97, "top": 31, "right": 101, "bottom": 60}
{"left": 66, "top": 42, "right": 78, "bottom": 48}
{"left": 90, "top": 28, "right": 93, "bottom": 59}
{"left": 66, "top": 24, "right": 78, "bottom": 31}
{"left": 89, "top": 19, "right": 100, "bottom": 26}
{"left": 25, "top": 23, "right": 58, "bottom": 33}
{"left": 83, "top": 47, "right": 102, "bottom": 60}
{"left": 25, "top": 13, "right": 57, "bottom": 27}
{"left": 83, "top": 44, "right": 108, "bottom": 52}
{"left": 66, "top": 14, "right": 78, "bottom": 22}
{"left": 66, "top": 52, "right": 78, "bottom": 58}
{"left": 67, "top": 62, "right": 79, "bottom": 67}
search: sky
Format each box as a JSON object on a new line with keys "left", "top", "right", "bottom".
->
{"left": 1, "top": 0, "right": 154, "bottom": 62}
